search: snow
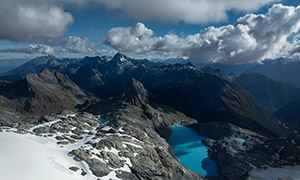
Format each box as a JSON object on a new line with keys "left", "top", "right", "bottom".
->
{"left": 104, "top": 146, "right": 120, "bottom": 156}
{"left": 101, "top": 125, "right": 112, "bottom": 131}
{"left": 122, "top": 142, "right": 143, "bottom": 149}
{"left": 0, "top": 131, "right": 97, "bottom": 180}
{"left": 58, "top": 114, "right": 77, "bottom": 118}
{"left": 29, "top": 119, "right": 62, "bottom": 131}
{"left": 119, "top": 127, "right": 124, "bottom": 132}
{"left": 120, "top": 57, "right": 126, "bottom": 62}
{"left": 65, "top": 114, "right": 76, "bottom": 117}
{"left": 102, "top": 147, "right": 133, "bottom": 176}
{"left": 106, "top": 132, "right": 144, "bottom": 143}
{"left": 0, "top": 115, "right": 143, "bottom": 180}
{"left": 144, "top": 132, "right": 148, "bottom": 137}
{"left": 248, "top": 166, "right": 300, "bottom": 180}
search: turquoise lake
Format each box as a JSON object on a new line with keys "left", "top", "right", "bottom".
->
{"left": 234, "top": 138, "right": 246, "bottom": 142}
{"left": 168, "top": 124, "right": 219, "bottom": 177}
{"left": 99, "top": 118, "right": 109, "bottom": 124}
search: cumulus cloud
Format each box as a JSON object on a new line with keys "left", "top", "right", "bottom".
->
{"left": 96, "top": 0, "right": 278, "bottom": 24}
{"left": 0, "top": 36, "right": 104, "bottom": 55}
{"left": 0, "top": 0, "right": 73, "bottom": 44}
{"left": 62, "top": 36, "right": 95, "bottom": 54}
{"left": 0, "top": 44, "right": 55, "bottom": 55}
{"left": 0, "top": 0, "right": 277, "bottom": 45}
{"left": 0, "top": 36, "right": 94, "bottom": 55}
{"left": 105, "top": 4, "right": 300, "bottom": 64}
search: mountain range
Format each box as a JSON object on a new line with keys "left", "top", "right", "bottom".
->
{"left": 1, "top": 53, "right": 299, "bottom": 137}
{"left": 156, "top": 57, "right": 300, "bottom": 88}
{"left": 1, "top": 53, "right": 300, "bottom": 179}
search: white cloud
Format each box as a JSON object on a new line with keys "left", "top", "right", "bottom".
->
{"left": 96, "top": 0, "right": 279, "bottom": 24}
{"left": 105, "top": 4, "right": 300, "bottom": 64}
{"left": 0, "top": 0, "right": 277, "bottom": 45}
{"left": 62, "top": 36, "right": 95, "bottom": 54}
{"left": 0, "top": 44, "right": 55, "bottom": 55}
{"left": 0, "top": 0, "right": 73, "bottom": 44}
{"left": 0, "top": 36, "right": 106, "bottom": 56}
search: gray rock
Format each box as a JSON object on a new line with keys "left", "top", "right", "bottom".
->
{"left": 85, "top": 158, "right": 111, "bottom": 177}
{"left": 70, "top": 135, "right": 83, "bottom": 140}
{"left": 106, "top": 152, "right": 124, "bottom": 168}
{"left": 69, "top": 149, "right": 92, "bottom": 161}
{"left": 33, "top": 126, "right": 50, "bottom": 134}
{"left": 57, "top": 141, "right": 69, "bottom": 145}
{"left": 55, "top": 136, "right": 65, "bottom": 140}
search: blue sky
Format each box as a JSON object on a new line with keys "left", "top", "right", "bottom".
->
{"left": 67, "top": 0, "right": 299, "bottom": 36}
{"left": 0, "top": 0, "right": 300, "bottom": 64}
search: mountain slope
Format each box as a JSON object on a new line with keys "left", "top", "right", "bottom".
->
{"left": 274, "top": 99, "right": 300, "bottom": 130}
{"left": 78, "top": 55, "right": 293, "bottom": 137}
{"left": 87, "top": 78, "right": 196, "bottom": 138}
{"left": 140, "top": 66, "right": 290, "bottom": 137}
{"left": 245, "top": 58, "right": 300, "bottom": 87}
{"left": 1, "top": 55, "right": 79, "bottom": 82}
{"left": 234, "top": 73, "right": 300, "bottom": 111}
{"left": 0, "top": 69, "right": 87, "bottom": 115}
{"left": 86, "top": 78, "right": 203, "bottom": 179}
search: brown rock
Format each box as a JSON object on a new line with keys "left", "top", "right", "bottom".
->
{"left": 69, "top": 166, "right": 80, "bottom": 172}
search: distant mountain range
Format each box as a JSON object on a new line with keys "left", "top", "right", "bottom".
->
{"left": 154, "top": 57, "right": 300, "bottom": 87}
{"left": 0, "top": 55, "right": 80, "bottom": 82}
{"left": 1, "top": 53, "right": 298, "bottom": 137}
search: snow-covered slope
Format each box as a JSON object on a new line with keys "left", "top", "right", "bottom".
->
{"left": 0, "top": 131, "right": 95, "bottom": 180}
{"left": 0, "top": 111, "right": 149, "bottom": 180}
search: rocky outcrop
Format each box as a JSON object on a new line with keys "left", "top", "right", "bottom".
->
{"left": 192, "top": 121, "right": 300, "bottom": 180}
{"left": 86, "top": 79, "right": 202, "bottom": 179}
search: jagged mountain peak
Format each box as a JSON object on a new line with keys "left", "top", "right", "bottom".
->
{"left": 125, "top": 78, "right": 147, "bottom": 96}
{"left": 110, "top": 53, "right": 133, "bottom": 66}
{"left": 112, "top": 52, "right": 126, "bottom": 60}
{"left": 124, "top": 78, "right": 155, "bottom": 107}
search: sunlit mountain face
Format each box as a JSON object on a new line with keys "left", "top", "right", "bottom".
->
{"left": 1, "top": 1, "right": 300, "bottom": 180}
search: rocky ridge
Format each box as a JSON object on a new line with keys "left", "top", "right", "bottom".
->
{"left": 0, "top": 68, "right": 88, "bottom": 116}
